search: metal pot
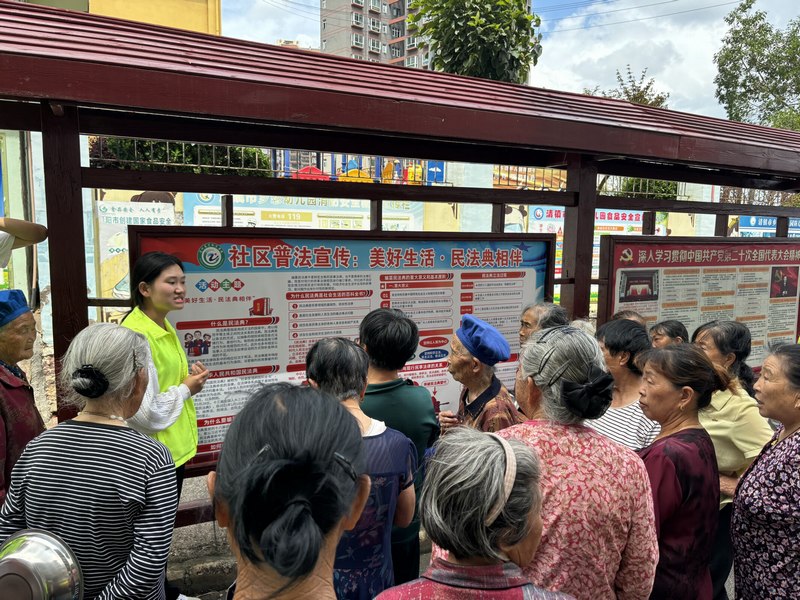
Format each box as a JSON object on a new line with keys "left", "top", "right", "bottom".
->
{"left": 0, "top": 529, "right": 83, "bottom": 600}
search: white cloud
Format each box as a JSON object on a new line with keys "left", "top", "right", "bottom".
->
{"left": 220, "top": 0, "right": 795, "bottom": 117}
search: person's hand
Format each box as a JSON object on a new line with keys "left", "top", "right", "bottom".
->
{"left": 439, "top": 410, "right": 461, "bottom": 433}
{"left": 183, "top": 361, "right": 209, "bottom": 396}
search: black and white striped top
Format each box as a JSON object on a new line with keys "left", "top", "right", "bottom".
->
{"left": 0, "top": 420, "right": 178, "bottom": 600}
{"left": 585, "top": 401, "right": 661, "bottom": 451}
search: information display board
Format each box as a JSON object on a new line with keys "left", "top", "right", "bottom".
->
{"left": 599, "top": 236, "right": 800, "bottom": 368}
{"left": 131, "top": 228, "right": 554, "bottom": 466}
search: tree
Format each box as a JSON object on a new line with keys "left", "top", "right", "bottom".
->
{"left": 714, "top": 0, "right": 800, "bottom": 129}
{"left": 408, "top": 0, "right": 542, "bottom": 84}
{"left": 584, "top": 65, "right": 669, "bottom": 108}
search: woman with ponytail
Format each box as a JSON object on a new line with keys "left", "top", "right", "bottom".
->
{"left": 0, "top": 323, "right": 178, "bottom": 599}
{"left": 691, "top": 321, "right": 773, "bottom": 600}
{"left": 208, "top": 383, "right": 370, "bottom": 600}
{"left": 636, "top": 345, "right": 726, "bottom": 599}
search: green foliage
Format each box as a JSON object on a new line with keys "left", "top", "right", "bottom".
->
{"left": 584, "top": 65, "right": 669, "bottom": 108}
{"left": 620, "top": 178, "right": 677, "bottom": 200}
{"left": 408, "top": 0, "right": 542, "bottom": 84}
{"left": 714, "top": 0, "right": 800, "bottom": 129}
{"left": 88, "top": 137, "right": 272, "bottom": 177}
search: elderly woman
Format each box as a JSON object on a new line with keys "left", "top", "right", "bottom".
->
{"left": 692, "top": 320, "right": 773, "bottom": 599}
{"left": 586, "top": 318, "right": 660, "bottom": 450}
{"left": 0, "top": 323, "right": 178, "bottom": 599}
{"left": 306, "top": 337, "right": 416, "bottom": 599}
{"left": 501, "top": 326, "right": 658, "bottom": 600}
{"left": 649, "top": 320, "right": 689, "bottom": 348}
{"left": 378, "top": 427, "right": 572, "bottom": 599}
{"left": 732, "top": 344, "right": 800, "bottom": 599}
{"left": 637, "top": 345, "right": 726, "bottom": 599}
{"left": 207, "top": 382, "right": 370, "bottom": 600}
{"left": 0, "top": 289, "right": 44, "bottom": 506}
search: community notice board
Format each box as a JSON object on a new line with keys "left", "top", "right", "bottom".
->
{"left": 131, "top": 227, "right": 554, "bottom": 466}
{"left": 599, "top": 236, "right": 800, "bottom": 368}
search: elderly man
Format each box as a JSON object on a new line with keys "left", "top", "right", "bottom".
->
{"left": 0, "top": 289, "right": 45, "bottom": 506}
{"left": 519, "top": 302, "right": 570, "bottom": 346}
{"left": 440, "top": 314, "right": 524, "bottom": 433}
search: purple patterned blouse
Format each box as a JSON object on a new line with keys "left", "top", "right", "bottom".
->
{"left": 732, "top": 427, "right": 800, "bottom": 599}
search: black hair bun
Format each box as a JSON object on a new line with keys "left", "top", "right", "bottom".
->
{"left": 561, "top": 366, "right": 614, "bottom": 420}
{"left": 72, "top": 364, "right": 110, "bottom": 398}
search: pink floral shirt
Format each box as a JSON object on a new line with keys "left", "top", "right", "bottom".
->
{"left": 500, "top": 421, "right": 657, "bottom": 600}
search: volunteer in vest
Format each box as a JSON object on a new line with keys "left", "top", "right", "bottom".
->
{"left": 123, "top": 251, "right": 209, "bottom": 482}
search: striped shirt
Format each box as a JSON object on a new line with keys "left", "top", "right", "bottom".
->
{"left": 0, "top": 420, "right": 178, "bottom": 600}
{"left": 585, "top": 401, "right": 660, "bottom": 451}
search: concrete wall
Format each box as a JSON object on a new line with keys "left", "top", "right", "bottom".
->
{"left": 90, "top": 0, "right": 221, "bottom": 34}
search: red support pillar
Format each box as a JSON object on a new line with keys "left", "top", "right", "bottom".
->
{"left": 41, "top": 102, "right": 88, "bottom": 421}
{"left": 560, "top": 155, "right": 597, "bottom": 318}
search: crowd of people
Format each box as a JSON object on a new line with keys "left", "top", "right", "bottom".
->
{"left": 0, "top": 250, "right": 798, "bottom": 600}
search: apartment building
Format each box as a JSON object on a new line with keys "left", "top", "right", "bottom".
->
{"left": 320, "top": 0, "right": 426, "bottom": 68}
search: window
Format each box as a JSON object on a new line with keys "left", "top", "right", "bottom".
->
{"left": 405, "top": 0, "right": 413, "bottom": 8}
{"left": 406, "top": 36, "right": 418, "bottom": 49}
{"left": 352, "top": 12, "right": 364, "bottom": 27}
{"left": 391, "top": 26, "right": 402, "bottom": 39}
{"left": 370, "top": 0, "right": 381, "bottom": 11}
{"left": 382, "top": 24, "right": 388, "bottom": 34}
{"left": 352, "top": 0, "right": 364, "bottom": 6}
{"left": 391, "top": 45, "right": 402, "bottom": 58}
{"left": 369, "top": 17, "right": 381, "bottom": 33}
{"left": 422, "top": 53, "right": 430, "bottom": 67}
{"left": 405, "top": 55, "right": 417, "bottom": 67}
{"left": 382, "top": 3, "right": 388, "bottom": 13}
{"left": 321, "top": 18, "right": 327, "bottom": 31}
{"left": 383, "top": 43, "right": 388, "bottom": 54}
{"left": 351, "top": 32, "right": 365, "bottom": 48}
{"left": 352, "top": 52, "right": 364, "bottom": 60}
{"left": 322, "top": 39, "right": 327, "bottom": 50}
{"left": 369, "top": 38, "right": 381, "bottom": 53}
{"left": 369, "top": 58, "right": 380, "bottom": 63}
{"left": 322, "top": 0, "right": 326, "bottom": 7}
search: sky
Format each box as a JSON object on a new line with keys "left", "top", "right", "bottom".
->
{"left": 221, "top": 0, "right": 797, "bottom": 119}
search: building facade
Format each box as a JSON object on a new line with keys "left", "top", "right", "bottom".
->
{"left": 320, "top": 0, "right": 426, "bottom": 68}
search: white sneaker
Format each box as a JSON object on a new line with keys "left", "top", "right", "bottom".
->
{"left": 176, "top": 595, "right": 201, "bottom": 600}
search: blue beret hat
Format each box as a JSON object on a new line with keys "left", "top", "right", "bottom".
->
{"left": 455, "top": 314, "right": 510, "bottom": 366}
{"left": 0, "top": 289, "right": 31, "bottom": 328}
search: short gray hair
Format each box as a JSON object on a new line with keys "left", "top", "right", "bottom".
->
{"left": 305, "top": 337, "right": 368, "bottom": 401}
{"left": 520, "top": 326, "right": 606, "bottom": 424}
{"left": 60, "top": 323, "right": 148, "bottom": 408}
{"left": 420, "top": 427, "right": 541, "bottom": 561}
{"left": 520, "top": 302, "right": 570, "bottom": 329}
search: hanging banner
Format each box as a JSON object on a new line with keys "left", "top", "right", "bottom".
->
{"left": 599, "top": 236, "right": 800, "bottom": 368}
{"left": 131, "top": 228, "right": 554, "bottom": 468}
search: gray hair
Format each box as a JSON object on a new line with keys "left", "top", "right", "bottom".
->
{"left": 420, "top": 427, "right": 541, "bottom": 561}
{"left": 60, "top": 323, "right": 148, "bottom": 408}
{"left": 520, "top": 326, "right": 606, "bottom": 425}
{"left": 305, "top": 337, "right": 369, "bottom": 401}
{"left": 520, "top": 302, "right": 570, "bottom": 329}
{"left": 570, "top": 318, "right": 596, "bottom": 336}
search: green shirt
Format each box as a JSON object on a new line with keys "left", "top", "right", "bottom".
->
{"left": 123, "top": 307, "right": 197, "bottom": 467}
{"left": 362, "top": 378, "right": 438, "bottom": 542}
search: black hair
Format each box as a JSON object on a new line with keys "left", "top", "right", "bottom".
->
{"left": 358, "top": 308, "right": 419, "bottom": 371}
{"left": 596, "top": 319, "right": 651, "bottom": 375}
{"left": 129, "top": 251, "right": 183, "bottom": 309}
{"left": 637, "top": 345, "right": 732, "bottom": 410}
{"left": 650, "top": 320, "right": 689, "bottom": 344}
{"left": 692, "top": 321, "right": 755, "bottom": 396}
{"left": 214, "top": 383, "right": 364, "bottom": 584}
{"left": 305, "top": 337, "right": 369, "bottom": 401}
{"left": 767, "top": 344, "right": 800, "bottom": 390}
